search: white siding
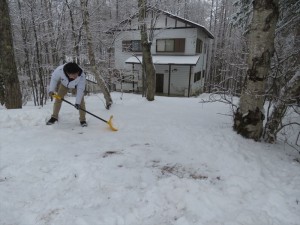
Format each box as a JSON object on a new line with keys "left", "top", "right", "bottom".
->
{"left": 152, "top": 28, "right": 197, "bottom": 55}
{"left": 168, "top": 65, "right": 192, "bottom": 95}
{"left": 155, "top": 65, "right": 193, "bottom": 96}
{"left": 114, "top": 30, "right": 141, "bottom": 70}
{"left": 115, "top": 27, "right": 199, "bottom": 70}
{"left": 155, "top": 15, "right": 167, "bottom": 28}
{"left": 166, "top": 16, "right": 176, "bottom": 27}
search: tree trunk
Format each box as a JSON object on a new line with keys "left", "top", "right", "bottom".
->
{"left": 80, "top": 0, "right": 112, "bottom": 109}
{"left": 205, "top": 0, "right": 214, "bottom": 92}
{"left": 66, "top": 0, "right": 81, "bottom": 64}
{"left": 233, "top": 0, "right": 279, "bottom": 141}
{"left": 264, "top": 71, "right": 300, "bottom": 143}
{"left": 0, "top": 0, "right": 22, "bottom": 109}
{"left": 0, "top": 69, "right": 4, "bottom": 106}
{"left": 138, "top": 0, "right": 156, "bottom": 101}
{"left": 17, "top": 0, "right": 38, "bottom": 106}
{"left": 30, "top": 4, "right": 45, "bottom": 106}
{"left": 116, "top": 0, "right": 119, "bottom": 20}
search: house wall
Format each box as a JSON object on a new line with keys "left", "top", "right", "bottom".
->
{"left": 113, "top": 12, "right": 211, "bottom": 96}
{"left": 114, "top": 27, "right": 201, "bottom": 70}
{"left": 155, "top": 65, "right": 192, "bottom": 96}
{"left": 114, "top": 30, "right": 140, "bottom": 71}
{"left": 190, "top": 30, "right": 210, "bottom": 94}
{"left": 152, "top": 28, "right": 197, "bottom": 55}
{"left": 114, "top": 62, "right": 207, "bottom": 96}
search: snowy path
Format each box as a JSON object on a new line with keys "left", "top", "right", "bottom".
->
{"left": 1, "top": 93, "right": 299, "bottom": 225}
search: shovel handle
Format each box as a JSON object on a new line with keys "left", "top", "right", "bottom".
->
{"left": 52, "top": 94, "right": 118, "bottom": 131}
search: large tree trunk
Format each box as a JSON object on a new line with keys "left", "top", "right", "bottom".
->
{"left": 0, "top": 0, "right": 22, "bottom": 109}
{"left": 233, "top": 0, "right": 279, "bottom": 141}
{"left": 138, "top": 0, "right": 156, "bottom": 101}
{"left": 80, "top": 0, "right": 112, "bottom": 109}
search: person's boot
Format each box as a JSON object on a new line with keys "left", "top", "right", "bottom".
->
{"left": 46, "top": 117, "right": 58, "bottom": 125}
{"left": 80, "top": 121, "right": 87, "bottom": 127}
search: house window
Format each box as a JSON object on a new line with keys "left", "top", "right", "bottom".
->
{"left": 122, "top": 40, "right": 142, "bottom": 52}
{"left": 194, "top": 71, "right": 202, "bottom": 82}
{"left": 196, "top": 39, "right": 203, "bottom": 53}
{"left": 156, "top": 38, "right": 185, "bottom": 52}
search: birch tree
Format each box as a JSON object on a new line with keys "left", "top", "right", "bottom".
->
{"left": 233, "top": 0, "right": 279, "bottom": 141}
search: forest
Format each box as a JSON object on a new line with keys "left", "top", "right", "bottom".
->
{"left": 0, "top": 0, "right": 299, "bottom": 147}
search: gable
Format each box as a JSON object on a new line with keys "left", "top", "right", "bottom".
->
{"left": 108, "top": 7, "right": 214, "bottom": 39}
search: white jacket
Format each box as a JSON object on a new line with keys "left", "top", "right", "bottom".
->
{"left": 49, "top": 64, "right": 86, "bottom": 104}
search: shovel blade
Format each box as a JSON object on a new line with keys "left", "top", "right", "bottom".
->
{"left": 107, "top": 115, "right": 118, "bottom": 131}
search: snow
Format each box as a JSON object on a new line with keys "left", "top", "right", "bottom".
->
{"left": 125, "top": 55, "right": 201, "bottom": 65}
{"left": 0, "top": 92, "right": 299, "bottom": 225}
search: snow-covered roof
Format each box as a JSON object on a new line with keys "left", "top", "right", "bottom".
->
{"left": 159, "top": 9, "right": 214, "bottom": 39}
{"left": 125, "top": 55, "right": 201, "bottom": 65}
{"left": 85, "top": 73, "right": 97, "bottom": 84}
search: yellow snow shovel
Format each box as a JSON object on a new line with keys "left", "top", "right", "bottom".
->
{"left": 52, "top": 94, "right": 118, "bottom": 131}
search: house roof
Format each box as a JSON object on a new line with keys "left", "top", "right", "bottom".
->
{"left": 85, "top": 73, "right": 97, "bottom": 84}
{"left": 125, "top": 55, "right": 201, "bottom": 65}
{"left": 155, "top": 8, "right": 214, "bottom": 39}
{"left": 107, "top": 7, "right": 214, "bottom": 39}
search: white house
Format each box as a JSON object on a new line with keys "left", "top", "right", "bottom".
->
{"left": 109, "top": 7, "right": 214, "bottom": 97}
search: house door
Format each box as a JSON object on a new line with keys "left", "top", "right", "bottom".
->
{"left": 156, "top": 73, "right": 164, "bottom": 93}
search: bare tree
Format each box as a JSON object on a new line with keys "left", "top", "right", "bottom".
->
{"left": 80, "top": 0, "right": 113, "bottom": 109}
{"left": 264, "top": 71, "right": 300, "bottom": 143}
{"left": 138, "top": 0, "right": 156, "bottom": 101}
{"left": 263, "top": 0, "right": 300, "bottom": 144}
{"left": 65, "top": 0, "right": 82, "bottom": 64}
{"left": 0, "top": 0, "right": 22, "bottom": 109}
{"left": 12, "top": 0, "right": 61, "bottom": 106}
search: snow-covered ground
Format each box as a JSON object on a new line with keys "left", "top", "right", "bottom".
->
{"left": 1, "top": 93, "right": 299, "bottom": 225}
